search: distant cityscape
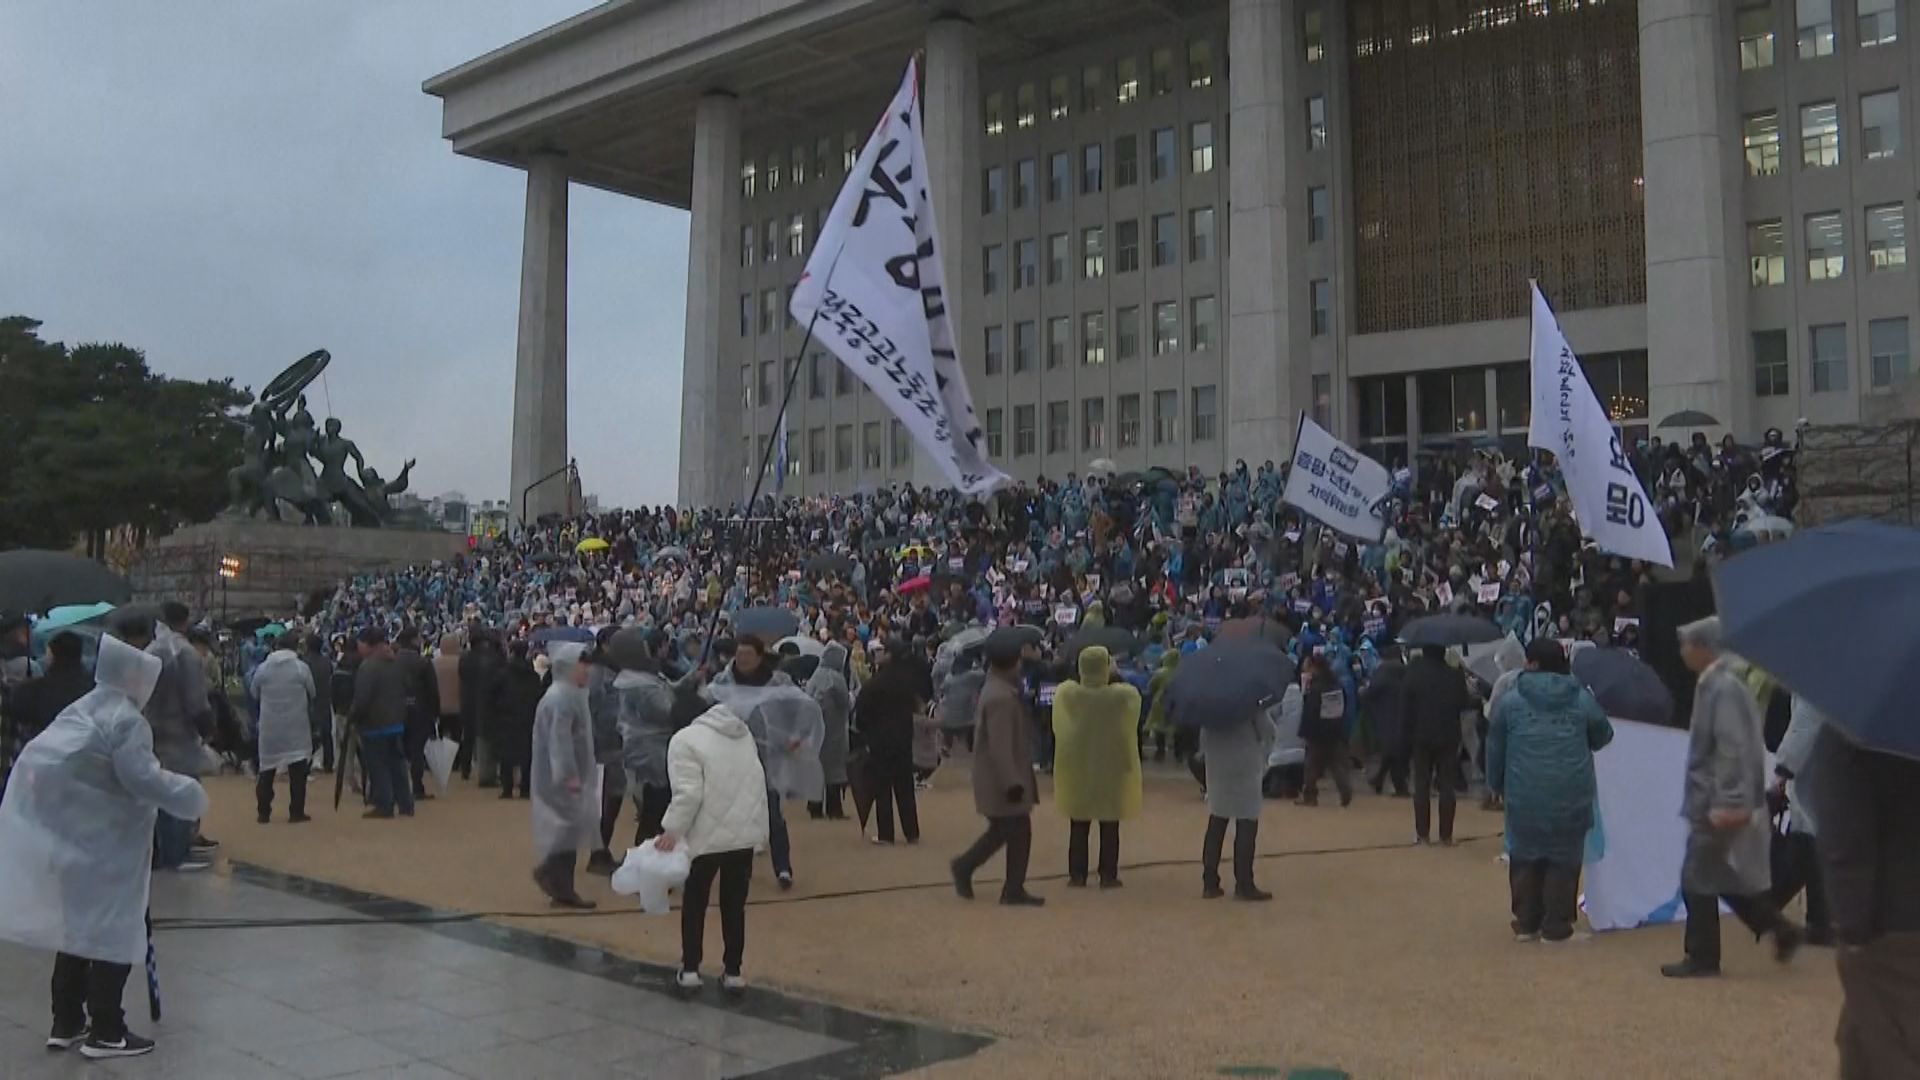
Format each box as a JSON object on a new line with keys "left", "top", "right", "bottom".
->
{"left": 398, "top": 491, "right": 601, "bottom": 540}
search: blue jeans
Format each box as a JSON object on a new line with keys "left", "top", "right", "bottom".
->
{"left": 766, "top": 790, "right": 791, "bottom": 877}
{"left": 153, "top": 810, "right": 195, "bottom": 869}
{"left": 363, "top": 733, "right": 414, "bottom": 815}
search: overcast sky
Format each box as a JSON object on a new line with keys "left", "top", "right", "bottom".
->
{"left": 0, "top": 2, "right": 688, "bottom": 507}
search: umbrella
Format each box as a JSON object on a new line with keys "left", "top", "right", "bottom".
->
{"left": 654, "top": 545, "right": 691, "bottom": 564}
{"left": 529, "top": 625, "right": 596, "bottom": 646}
{"left": 805, "top": 551, "right": 854, "bottom": 578}
{"left": 1088, "top": 457, "right": 1118, "bottom": 475}
{"left": 1217, "top": 616, "right": 1292, "bottom": 647}
{"left": 775, "top": 634, "right": 825, "bottom": 658}
{"left": 1464, "top": 634, "right": 1525, "bottom": 689}
{"left": 601, "top": 626, "right": 656, "bottom": 670}
{"left": 731, "top": 606, "right": 800, "bottom": 640}
{"left": 943, "top": 625, "right": 993, "bottom": 655}
{"left": 1657, "top": 409, "right": 1721, "bottom": 429}
{"left": 0, "top": 550, "right": 132, "bottom": 613}
{"left": 529, "top": 552, "right": 569, "bottom": 567}
{"left": 255, "top": 622, "right": 287, "bottom": 641}
{"left": 896, "top": 574, "right": 933, "bottom": 595}
{"left": 1062, "top": 626, "right": 1141, "bottom": 665}
{"left": 1166, "top": 638, "right": 1297, "bottom": 730}
{"left": 1571, "top": 646, "right": 1676, "bottom": 727}
{"left": 780, "top": 654, "right": 820, "bottom": 682}
{"left": 576, "top": 537, "right": 610, "bottom": 554}
{"left": 30, "top": 602, "right": 115, "bottom": 642}
{"left": 1399, "top": 613, "right": 1502, "bottom": 648}
{"left": 1714, "top": 520, "right": 1920, "bottom": 758}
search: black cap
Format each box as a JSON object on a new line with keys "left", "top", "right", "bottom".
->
{"left": 357, "top": 625, "right": 389, "bottom": 647}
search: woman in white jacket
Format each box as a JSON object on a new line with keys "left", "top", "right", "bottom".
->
{"left": 657, "top": 700, "right": 768, "bottom": 995}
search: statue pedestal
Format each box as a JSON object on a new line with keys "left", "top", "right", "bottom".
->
{"left": 130, "top": 519, "right": 470, "bottom": 620}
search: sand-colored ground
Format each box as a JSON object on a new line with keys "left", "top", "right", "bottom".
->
{"left": 203, "top": 760, "right": 1839, "bottom": 1079}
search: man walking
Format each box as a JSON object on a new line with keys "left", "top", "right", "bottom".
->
{"left": 301, "top": 635, "right": 335, "bottom": 773}
{"left": 144, "top": 602, "right": 215, "bottom": 871}
{"left": 394, "top": 629, "right": 440, "bottom": 801}
{"left": 1402, "top": 644, "right": 1469, "bottom": 846}
{"left": 951, "top": 631, "right": 1044, "bottom": 906}
{"left": 349, "top": 627, "right": 414, "bottom": 819}
{"left": 530, "top": 643, "right": 597, "bottom": 909}
{"left": 250, "top": 631, "right": 316, "bottom": 824}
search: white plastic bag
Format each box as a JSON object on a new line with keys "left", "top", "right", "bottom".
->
{"left": 422, "top": 737, "right": 457, "bottom": 794}
{"left": 610, "top": 839, "right": 691, "bottom": 914}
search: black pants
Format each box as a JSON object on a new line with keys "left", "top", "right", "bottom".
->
{"left": 439, "top": 713, "right": 468, "bottom": 777}
{"left": 256, "top": 760, "right": 309, "bottom": 820}
{"left": 1370, "top": 752, "right": 1409, "bottom": 795}
{"left": 954, "top": 815, "right": 1032, "bottom": 898}
{"left": 634, "top": 784, "right": 670, "bottom": 844}
{"left": 1301, "top": 738, "right": 1353, "bottom": 803}
{"left": 52, "top": 953, "right": 130, "bottom": 1041}
{"left": 598, "top": 787, "right": 623, "bottom": 854}
{"left": 1411, "top": 743, "right": 1462, "bottom": 842}
{"left": 534, "top": 850, "right": 579, "bottom": 902}
{"left": 870, "top": 761, "right": 919, "bottom": 843}
{"left": 1509, "top": 858, "right": 1581, "bottom": 940}
{"left": 1067, "top": 820, "right": 1120, "bottom": 885}
{"left": 1769, "top": 831, "right": 1832, "bottom": 934}
{"left": 497, "top": 759, "right": 529, "bottom": 798}
{"left": 681, "top": 849, "right": 753, "bottom": 975}
{"left": 313, "top": 714, "right": 335, "bottom": 771}
{"left": 806, "top": 783, "right": 846, "bottom": 820}
{"left": 1683, "top": 890, "right": 1792, "bottom": 969}
{"left": 1201, "top": 815, "right": 1259, "bottom": 891}
{"left": 405, "top": 716, "right": 432, "bottom": 796}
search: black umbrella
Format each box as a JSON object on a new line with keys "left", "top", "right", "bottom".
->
{"left": 1167, "top": 638, "right": 1296, "bottom": 730}
{"left": 1657, "top": 409, "right": 1721, "bottom": 429}
{"left": 805, "top": 551, "right": 854, "bottom": 578}
{"left": 1398, "top": 613, "right": 1502, "bottom": 648}
{"left": 1217, "top": 616, "right": 1292, "bottom": 647}
{"left": 732, "top": 606, "right": 800, "bottom": 641}
{"left": 529, "top": 552, "right": 569, "bottom": 568}
{"left": 1062, "top": 626, "right": 1141, "bottom": 666}
{"left": 0, "top": 550, "right": 131, "bottom": 614}
{"left": 1571, "top": 646, "right": 1675, "bottom": 727}
{"left": 655, "top": 545, "right": 691, "bottom": 564}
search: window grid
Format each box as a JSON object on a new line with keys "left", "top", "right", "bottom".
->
{"left": 1810, "top": 323, "right": 1848, "bottom": 394}
{"left": 1744, "top": 112, "right": 1780, "bottom": 176}
{"left": 1191, "top": 386, "right": 1218, "bottom": 442}
{"left": 1870, "top": 317, "right": 1909, "bottom": 389}
{"left": 1806, "top": 211, "right": 1845, "bottom": 280}
{"left": 1083, "top": 311, "right": 1107, "bottom": 365}
{"left": 1753, "top": 330, "right": 1790, "bottom": 398}
{"left": 1083, "top": 226, "right": 1106, "bottom": 279}
{"left": 1118, "top": 394, "right": 1142, "bottom": 448}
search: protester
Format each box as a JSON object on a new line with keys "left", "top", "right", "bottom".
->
{"left": 804, "top": 641, "right": 853, "bottom": 820}
{"left": 1402, "top": 645, "right": 1469, "bottom": 846}
{"left": 853, "top": 642, "right": 922, "bottom": 846}
{"left": 529, "top": 642, "right": 597, "bottom": 909}
{"left": 1296, "top": 653, "right": 1353, "bottom": 808}
{"left": 614, "top": 631, "right": 680, "bottom": 842}
{"left": 8, "top": 631, "right": 94, "bottom": 749}
{"left": 587, "top": 640, "right": 627, "bottom": 876}
{"left": 432, "top": 631, "right": 463, "bottom": 765}
{"left": 658, "top": 698, "right": 769, "bottom": 995}
{"left": 301, "top": 635, "right": 335, "bottom": 773}
{"left": 1199, "top": 703, "right": 1277, "bottom": 902}
{"left": 707, "top": 636, "right": 796, "bottom": 886}
{"left": 952, "top": 632, "right": 1044, "bottom": 906}
{"left": 488, "top": 640, "right": 542, "bottom": 798}
{"left": 1770, "top": 695, "right": 1834, "bottom": 947}
{"left": 1050, "top": 645, "right": 1142, "bottom": 889}
{"left": 1361, "top": 643, "right": 1409, "bottom": 796}
{"left": 394, "top": 628, "right": 440, "bottom": 801}
{"left": 459, "top": 629, "right": 503, "bottom": 783}
{"left": 249, "top": 630, "right": 316, "bottom": 825}
{"left": 145, "top": 602, "right": 215, "bottom": 871}
{"left": 348, "top": 626, "right": 415, "bottom": 819}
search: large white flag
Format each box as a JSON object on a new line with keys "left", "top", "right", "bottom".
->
{"left": 790, "top": 59, "right": 1007, "bottom": 494}
{"left": 1526, "top": 282, "right": 1671, "bottom": 566}
{"left": 1282, "top": 414, "right": 1393, "bottom": 543}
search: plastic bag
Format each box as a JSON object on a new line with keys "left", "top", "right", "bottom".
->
{"left": 422, "top": 737, "right": 457, "bottom": 794}
{"left": 610, "top": 839, "right": 691, "bottom": 914}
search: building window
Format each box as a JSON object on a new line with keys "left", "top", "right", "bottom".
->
{"left": 1082, "top": 397, "right": 1107, "bottom": 451}
{"left": 1738, "top": 4, "right": 1775, "bottom": 70}
{"left": 1191, "top": 386, "right": 1218, "bottom": 442}
{"left": 1744, "top": 112, "right": 1781, "bottom": 176}
{"left": 1015, "top": 239, "right": 1038, "bottom": 289}
{"left": 1116, "top": 219, "right": 1140, "bottom": 272}
{"left": 1014, "top": 321, "right": 1035, "bottom": 373}
{"left": 1046, "top": 400, "right": 1070, "bottom": 454}
{"left": 1082, "top": 311, "right": 1107, "bottom": 365}
{"left": 1153, "top": 389, "right": 1179, "bottom": 445}
{"left": 984, "top": 325, "right": 1005, "bottom": 375}
{"left": 740, "top": 224, "right": 756, "bottom": 268}
{"left": 984, "top": 92, "right": 1004, "bottom": 136}
{"left": 1117, "top": 394, "right": 1141, "bottom": 448}
{"left": 1048, "top": 74, "right": 1071, "bottom": 121}
{"left": 1081, "top": 65, "right": 1105, "bottom": 112}
{"left": 1150, "top": 127, "right": 1175, "bottom": 181}
{"left": 1191, "top": 295, "right": 1218, "bottom": 352}
{"left": 741, "top": 161, "right": 757, "bottom": 198}
{"left": 807, "top": 428, "right": 826, "bottom": 475}
{"left": 787, "top": 214, "right": 805, "bottom": 258}
{"left": 835, "top": 361, "right": 851, "bottom": 397}
{"left": 890, "top": 419, "right": 910, "bottom": 467}
{"left": 1014, "top": 158, "right": 1035, "bottom": 208}
{"left": 1046, "top": 316, "right": 1070, "bottom": 369}
{"left": 1014, "top": 405, "right": 1036, "bottom": 456}
{"left": 785, "top": 284, "right": 796, "bottom": 329}
{"left": 1048, "top": 152, "right": 1070, "bottom": 201}
{"left": 1150, "top": 47, "right": 1174, "bottom": 96}
{"left": 1189, "top": 120, "right": 1215, "bottom": 174}
{"left": 759, "top": 289, "right": 779, "bottom": 334}
{"left": 843, "top": 130, "right": 859, "bottom": 171}
{"left": 1081, "top": 143, "right": 1104, "bottom": 194}
{"left": 1749, "top": 220, "right": 1786, "bottom": 286}
{"left": 1188, "top": 40, "right": 1213, "bottom": 89}
{"left": 1116, "top": 56, "right": 1140, "bottom": 105}
{"left": 985, "top": 409, "right": 1004, "bottom": 457}
{"left": 1304, "top": 6, "right": 1325, "bottom": 63}
{"left": 765, "top": 152, "right": 781, "bottom": 192}
{"left": 860, "top": 422, "right": 881, "bottom": 470}
{"left": 1860, "top": 0, "right": 1897, "bottom": 46}
{"left": 983, "top": 166, "right": 1004, "bottom": 214}
{"left": 1082, "top": 226, "right": 1106, "bottom": 279}
{"left": 1307, "top": 95, "right": 1327, "bottom": 150}
{"left": 1189, "top": 207, "right": 1215, "bottom": 262}
{"left": 1802, "top": 101, "right": 1840, "bottom": 168}
{"left": 1862, "top": 91, "right": 1900, "bottom": 160}
{"left": 1810, "top": 323, "right": 1848, "bottom": 393}
{"left": 1152, "top": 213, "right": 1177, "bottom": 266}
{"left": 739, "top": 364, "right": 752, "bottom": 409}
{"left": 1153, "top": 301, "right": 1180, "bottom": 355}
{"left": 738, "top": 294, "right": 751, "bottom": 337}
{"left": 790, "top": 145, "right": 807, "bottom": 186}
{"left": 1797, "top": 0, "right": 1834, "bottom": 59}
{"left": 1806, "top": 212, "right": 1846, "bottom": 280}
{"left": 815, "top": 136, "right": 833, "bottom": 179}
{"left": 983, "top": 244, "right": 1003, "bottom": 294}
{"left": 1871, "top": 317, "right": 1909, "bottom": 389}
{"left": 1359, "top": 375, "right": 1410, "bottom": 440}
{"left": 1418, "top": 369, "right": 1489, "bottom": 433}
{"left": 1753, "top": 330, "right": 1790, "bottom": 398}
{"left": 1308, "top": 186, "right": 1330, "bottom": 242}
{"left": 1046, "top": 233, "right": 1067, "bottom": 285}
{"left": 755, "top": 361, "right": 773, "bottom": 409}
{"left": 1867, "top": 203, "right": 1906, "bottom": 271}
{"left": 808, "top": 352, "right": 825, "bottom": 399}
{"left": 1116, "top": 306, "right": 1140, "bottom": 361}
{"left": 763, "top": 219, "right": 779, "bottom": 263}
{"left": 1115, "top": 135, "right": 1138, "bottom": 187}
{"left": 1312, "top": 374, "right": 1332, "bottom": 431}
{"left": 1016, "top": 83, "right": 1036, "bottom": 129}
{"left": 1310, "top": 279, "right": 1331, "bottom": 336}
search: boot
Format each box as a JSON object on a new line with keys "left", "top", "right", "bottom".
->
{"left": 1200, "top": 816, "right": 1227, "bottom": 898}
{"left": 1232, "top": 819, "right": 1268, "bottom": 900}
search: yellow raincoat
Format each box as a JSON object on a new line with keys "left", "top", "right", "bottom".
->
{"left": 1051, "top": 647, "right": 1143, "bottom": 823}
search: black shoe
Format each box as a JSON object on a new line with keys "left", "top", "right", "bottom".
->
{"left": 1202, "top": 883, "right": 1226, "bottom": 900}
{"left": 414, "top": 790, "right": 435, "bottom": 800}
{"left": 1806, "top": 926, "right": 1837, "bottom": 947}
{"left": 1774, "top": 923, "right": 1804, "bottom": 964}
{"left": 46, "top": 1023, "right": 87, "bottom": 1050}
{"left": 288, "top": 813, "right": 311, "bottom": 824}
{"left": 362, "top": 808, "right": 394, "bottom": 819}
{"left": 949, "top": 860, "right": 974, "bottom": 900}
{"left": 1660, "top": 959, "right": 1720, "bottom": 979}
{"left": 549, "top": 894, "right": 597, "bottom": 910}
{"left": 81, "top": 1033, "right": 154, "bottom": 1059}
{"left": 999, "top": 892, "right": 1045, "bottom": 907}
{"left": 1066, "top": 877, "right": 1088, "bottom": 888}
{"left": 585, "top": 851, "right": 618, "bottom": 876}
{"left": 1234, "top": 885, "right": 1274, "bottom": 902}
{"left": 1339, "top": 790, "right": 1353, "bottom": 808}
{"left": 257, "top": 813, "right": 271, "bottom": 824}
{"left": 1368, "top": 773, "right": 1386, "bottom": 795}
{"left": 190, "top": 836, "right": 219, "bottom": 852}
{"left": 498, "top": 789, "right": 515, "bottom": 800}
{"left": 1098, "top": 877, "right": 1124, "bottom": 890}
{"left": 777, "top": 872, "right": 794, "bottom": 892}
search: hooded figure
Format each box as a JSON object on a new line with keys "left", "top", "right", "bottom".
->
{"left": 614, "top": 661, "right": 678, "bottom": 842}
{"left": 1143, "top": 650, "right": 1183, "bottom": 758}
{"left": 804, "top": 642, "right": 853, "bottom": 819}
{"left": 529, "top": 643, "right": 598, "bottom": 908}
{"left": 0, "top": 635, "right": 206, "bottom": 1057}
{"left": 1050, "top": 646, "right": 1143, "bottom": 888}
{"left": 249, "top": 639, "right": 316, "bottom": 823}
{"left": 745, "top": 687, "right": 826, "bottom": 804}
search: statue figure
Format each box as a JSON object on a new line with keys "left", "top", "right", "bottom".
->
{"left": 313, "top": 417, "right": 384, "bottom": 527}
{"left": 360, "top": 459, "right": 417, "bottom": 518}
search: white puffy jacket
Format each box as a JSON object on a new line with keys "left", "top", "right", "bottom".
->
{"left": 661, "top": 703, "right": 769, "bottom": 858}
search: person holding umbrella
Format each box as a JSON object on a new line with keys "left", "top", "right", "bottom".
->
{"left": 1050, "top": 645, "right": 1142, "bottom": 888}
{"left": 951, "top": 629, "right": 1046, "bottom": 906}
{"left": 1165, "top": 638, "right": 1290, "bottom": 901}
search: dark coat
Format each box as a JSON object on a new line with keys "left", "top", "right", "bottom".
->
{"left": 854, "top": 662, "right": 921, "bottom": 771}
{"left": 1401, "top": 653, "right": 1469, "bottom": 749}
{"left": 1361, "top": 658, "right": 1409, "bottom": 757}
{"left": 458, "top": 646, "right": 502, "bottom": 742}
{"left": 971, "top": 671, "right": 1037, "bottom": 819}
{"left": 301, "top": 651, "right": 334, "bottom": 734}
{"left": 9, "top": 661, "right": 94, "bottom": 745}
{"left": 1806, "top": 724, "right": 1920, "bottom": 944}
{"left": 488, "top": 659, "right": 543, "bottom": 767}
{"left": 1297, "top": 669, "right": 1347, "bottom": 744}
{"left": 395, "top": 648, "right": 440, "bottom": 729}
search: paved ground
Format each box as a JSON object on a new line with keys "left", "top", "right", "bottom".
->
{"left": 0, "top": 868, "right": 983, "bottom": 1079}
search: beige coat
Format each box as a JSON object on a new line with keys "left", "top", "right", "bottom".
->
{"left": 971, "top": 671, "right": 1037, "bottom": 819}
{"left": 1680, "top": 659, "right": 1771, "bottom": 896}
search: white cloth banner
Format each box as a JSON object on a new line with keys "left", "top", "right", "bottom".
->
{"left": 1526, "top": 283, "right": 1672, "bottom": 566}
{"left": 1282, "top": 414, "right": 1392, "bottom": 542}
{"left": 1583, "top": 718, "right": 1690, "bottom": 932}
{"left": 790, "top": 59, "right": 1007, "bottom": 494}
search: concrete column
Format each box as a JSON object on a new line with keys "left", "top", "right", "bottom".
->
{"left": 1403, "top": 372, "right": 1420, "bottom": 462}
{"left": 511, "top": 154, "right": 569, "bottom": 525}
{"left": 1641, "top": 0, "right": 1743, "bottom": 434}
{"left": 1226, "top": 0, "right": 1309, "bottom": 468}
{"left": 678, "top": 93, "right": 743, "bottom": 509}
{"left": 919, "top": 15, "right": 981, "bottom": 489}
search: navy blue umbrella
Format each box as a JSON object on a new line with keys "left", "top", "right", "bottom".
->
{"left": 731, "top": 606, "right": 801, "bottom": 641}
{"left": 1571, "top": 646, "right": 1675, "bottom": 727}
{"left": 1167, "top": 639, "right": 1297, "bottom": 731}
{"left": 1399, "top": 613, "right": 1502, "bottom": 647}
{"left": 1714, "top": 520, "right": 1920, "bottom": 759}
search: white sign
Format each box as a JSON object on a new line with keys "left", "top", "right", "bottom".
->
{"left": 1476, "top": 582, "right": 1501, "bottom": 605}
{"left": 1282, "top": 415, "right": 1393, "bottom": 543}
{"left": 1434, "top": 581, "right": 1455, "bottom": 608}
{"left": 1526, "top": 283, "right": 1672, "bottom": 566}
{"left": 1053, "top": 605, "right": 1078, "bottom": 627}
{"left": 1475, "top": 493, "right": 1501, "bottom": 512}
{"left": 790, "top": 60, "right": 1008, "bottom": 495}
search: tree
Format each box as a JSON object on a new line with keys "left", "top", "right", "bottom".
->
{"left": 0, "top": 316, "right": 250, "bottom": 552}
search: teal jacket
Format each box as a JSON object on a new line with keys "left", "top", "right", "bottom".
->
{"left": 1488, "top": 672, "right": 1613, "bottom": 865}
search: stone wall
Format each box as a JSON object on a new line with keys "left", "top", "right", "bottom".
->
{"left": 130, "top": 519, "right": 469, "bottom": 619}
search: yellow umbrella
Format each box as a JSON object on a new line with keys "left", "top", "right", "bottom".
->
{"left": 575, "top": 537, "right": 610, "bottom": 554}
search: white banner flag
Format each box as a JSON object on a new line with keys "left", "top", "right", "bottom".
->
{"left": 1282, "top": 414, "right": 1392, "bottom": 543}
{"left": 790, "top": 60, "right": 1007, "bottom": 494}
{"left": 1526, "top": 282, "right": 1672, "bottom": 566}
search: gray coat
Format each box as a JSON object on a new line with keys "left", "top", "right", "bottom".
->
{"left": 1775, "top": 696, "right": 1826, "bottom": 837}
{"left": 142, "top": 626, "right": 211, "bottom": 777}
{"left": 804, "top": 643, "right": 852, "bottom": 786}
{"left": 1680, "top": 661, "right": 1771, "bottom": 896}
{"left": 1201, "top": 710, "right": 1277, "bottom": 821}
{"left": 614, "top": 668, "right": 677, "bottom": 791}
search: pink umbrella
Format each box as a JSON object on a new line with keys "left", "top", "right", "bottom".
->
{"left": 897, "top": 574, "right": 932, "bottom": 595}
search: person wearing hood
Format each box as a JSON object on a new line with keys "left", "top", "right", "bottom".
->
{"left": 804, "top": 641, "right": 853, "bottom": 820}
{"left": 1486, "top": 639, "right": 1612, "bottom": 943}
{"left": 488, "top": 641, "right": 543, "bottom": 798}
{"left": 144, "top": 602, "right": 214, "bottom": 870}
{"left": 249, "top": 631, "right": 316, "bottom": 825}
{"left": 657, "top": 700, "right": 769, "bottom": 995}
{"left": 1143, "top": 649, "right": 1182, "bottom": 761}
{"left": 707, "top": 636, "right": 796, "bottom": 886}
{"left": 614, "top": 630, "right": 680, "bottom": 842}
{"left": 1050, "top": 646, "right": 1142, "bottom": 888}
{"left": 0, "top": 621, "right": 207, "bottom": 1060}
{"left": 530, "top": 642, "right": 597, "bottom": 909}
{"left": 586, "top": 637, "right": 628, "bottom": 877}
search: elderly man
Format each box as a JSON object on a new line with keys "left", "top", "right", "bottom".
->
{"left": 1662, "top": 616, "right": 1802, "bottom": 978}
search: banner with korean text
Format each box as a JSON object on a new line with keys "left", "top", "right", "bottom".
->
{"left": 1282, "top": 414, "right": 1392, "bottom": 543}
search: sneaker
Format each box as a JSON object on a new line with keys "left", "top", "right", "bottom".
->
{"left": 46, "top": 1024, "right": 87, "bottom": 1050}
{"left": 81, "top": 1033, "right": 155, "bottom": 1059}
{"left": 1659, "top": 959, "right": 1720, "bottom": 979}
{"left": 674, "top": 970, "right": 703, "bottom": 993}
{"left": 175, "top": 858, "right": 213, "bottom": 873}
{"left": 721, "top": 972, "right": 747, "bottom": 996}
{"left": 776, "top": 872, "right": 794, "bottom": 891}
{"left": 999, "top": 892, "right": 1046, "bottom": 907}
{"left": 1514, "top": 932, "right": 1540, "bottom": 943}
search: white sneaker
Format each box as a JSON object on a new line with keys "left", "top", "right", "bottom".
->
{"left": 1514, "top": 932, "right": 1540, "bottom": 943}
{"left": 721, "top": 972, "right": 746, "bottom": 994}
{"left": 674, "top": 970, "right": 702, "bottom": 992}
{"left": 175, "top": 859, "right": 213, "bottom": 873}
